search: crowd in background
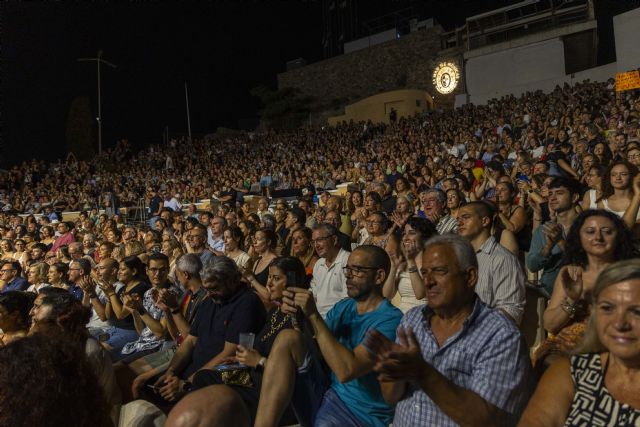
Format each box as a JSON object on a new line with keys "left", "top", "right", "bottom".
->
{"left": 0, "top": 79, "right": 639, "bottom": 426}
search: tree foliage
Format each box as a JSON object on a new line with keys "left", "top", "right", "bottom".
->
{"left": 250, "top": 85, "right": 315, "bottom": 129}
{"left": 65, "top": 96, "right": 95, "bottom": 160}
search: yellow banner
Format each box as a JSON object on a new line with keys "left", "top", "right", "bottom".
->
{"left": 616, "top": 70, "right": 640, "bottom": 92}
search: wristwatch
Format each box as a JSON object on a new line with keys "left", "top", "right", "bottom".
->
{"left": 182, "top": 381, "right": 193, "bottom": 393}
{"left": 171, "top": 307, "right": 181, "bottom": 315}
{"left": 255, "top": 357, "right": 267, "bottom": 374}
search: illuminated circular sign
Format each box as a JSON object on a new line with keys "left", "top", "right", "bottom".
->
{"left": 432, "top": 62, "right": 460, "bottom": 94}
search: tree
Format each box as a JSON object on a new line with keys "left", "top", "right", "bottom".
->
{"left": 250, "top": 85, "right": 315, "bottom": 129}
{"left": 65, "top": 96, "right": 95, "bottom": 160}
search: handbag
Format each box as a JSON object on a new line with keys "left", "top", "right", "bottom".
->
{"left": 221, "top": 367, "right": 254, "bottom": 388}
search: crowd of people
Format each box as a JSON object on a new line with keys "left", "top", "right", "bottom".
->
{"left": 0, "top": 78, "right": 640, "bottom": 426}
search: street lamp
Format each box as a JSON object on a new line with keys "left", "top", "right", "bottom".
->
{"left": 77, "top": 50, "right": 117, "bottom": 155}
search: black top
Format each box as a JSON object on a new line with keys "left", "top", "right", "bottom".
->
{"left": 149, "top": 195, "right": 162, "bottom": 216}
{"left": 112, "top": 281, "right": 150, "bottom": 330}
{"left": 252, "top": 261, "right": 269, "bottom": 286}
{"left": 337, "top": 231, "right": 352, "bottom": 252}
{"left": 254, "top": 308, "right": 294, "bottom": 357}
{"left": 184, "top": 285, "right": 266, "bottom": 379}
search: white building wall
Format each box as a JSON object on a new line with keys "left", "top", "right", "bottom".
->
{"left": 613, "top": 7, "right": 640, "bottom": 73}
{"left": 459, "top": 6, "right": 640, "bottom": 106}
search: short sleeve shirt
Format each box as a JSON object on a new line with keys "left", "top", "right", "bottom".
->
{"left": 393, "top": 299, "right": 533, "bottom": 427}
{"left": 324, "top": 298, "right": 403, "bottom": 427}
{"left": 183, "top": 286, "right": 266, "bottom": 379}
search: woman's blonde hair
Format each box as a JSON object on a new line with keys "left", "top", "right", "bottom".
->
{"left": 123, "top": 240, "right": 145, "bottom": 257}
{"left": 574, "top": 258, "right": 640, "bottom": 354}
{"left": 30, "top": 262, "right": 50, "bottom": 284}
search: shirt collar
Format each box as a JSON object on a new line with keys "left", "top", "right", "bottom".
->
{"left": 476, "top": 235, "right": 497, "bottom": 254}
{"left": 422, "top": 295, "right": 483, "bottom": 330}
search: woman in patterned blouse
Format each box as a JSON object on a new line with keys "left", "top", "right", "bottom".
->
{"left": 518, "top": 259, "right": 640, "bottom": 426}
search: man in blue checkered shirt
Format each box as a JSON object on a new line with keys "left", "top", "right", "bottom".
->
{"left": 365, "top": 234, "right": 533, "bottom": 426}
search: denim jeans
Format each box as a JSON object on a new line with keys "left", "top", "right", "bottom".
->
{"left": 314, "top": 388, "right": 367, "bottom": 427}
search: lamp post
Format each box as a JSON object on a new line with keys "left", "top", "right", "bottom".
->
{"left": 77, "top": 50, "right": 117, "bottom": 155}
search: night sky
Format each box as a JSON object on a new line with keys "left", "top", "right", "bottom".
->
{"left": 2, "top": 2, "right": 324, "bottom": 166}
{"left": 4, "top": 0, "right": 613, "bottom": 167}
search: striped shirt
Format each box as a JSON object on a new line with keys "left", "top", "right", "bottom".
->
{"left": 475, "top": 236, "right": 526, "bottom": 324}
{"left": 436, "top": 214, "right": 458, "bottom": 235}
{"left": 393, "top": 299, "right": 532, "bottom": 427}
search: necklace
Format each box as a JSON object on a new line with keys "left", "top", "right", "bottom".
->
{"left": 260, "top": 310, "right": 290, "bottom": 343}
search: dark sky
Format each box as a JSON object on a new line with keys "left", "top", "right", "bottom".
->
{"left": 5, "top": 0, "right": 602, "bottom": 167}
{"left": 2, "top": 2, "right": 325, "bottom": 166}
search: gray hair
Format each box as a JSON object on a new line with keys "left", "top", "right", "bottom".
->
{"left": 575, "top": 259, "right": 640, "bottom": 354}
{"left": 423, "top": 234, "right": 478, "bottom": 272}
{"left": 312, "top": 222, "right": 338, "bottom": 237}
{"left": 424, "top": 188, "right": 446, "bottom": 204}
{"left": 176, "top": 253, "right": 202, "bottom": 279}
{"left": 261, "top": 214, "right": 276, "bottom": 231}
{"left": 200, "top": 256, "right": 241, "bottom": 285}
{"left": 83, "top": 233, "right": 96, "bottom": 244}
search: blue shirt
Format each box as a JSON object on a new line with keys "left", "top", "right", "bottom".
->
{"left": 68, "top": 284, "right": 84, "bottom": 301}
{"left": 526, "top": 223, "right": 564, "bottom": 295}
{"left": 2, "top": 277, "right": 29, "bottom": 293}
{"left": 393, "top": 298, "right": 532, "bottom": 427}
{"left": 324, "top": 298, "right": 403, "bottom": 427}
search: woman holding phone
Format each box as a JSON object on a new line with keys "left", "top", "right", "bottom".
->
{"left": 189, "top": 256, "right": 313, "bottom": 426}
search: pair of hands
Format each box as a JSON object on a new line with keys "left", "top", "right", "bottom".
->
{"left": 364, "top": 327, "right": 427, "bottom": 383}
{"left": 151, "top": 288, "right": 179, "bottom": 313}
{"left": 131, "top": 369, "right": 183, "bottom": 401}
{"left": 541, "top": 221, "right": 564, "bottom": 249}
{"left": 390, "top": 240, "right": 420, "bottom": 271}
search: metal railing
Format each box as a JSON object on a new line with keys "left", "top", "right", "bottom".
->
{"left": 440, "top": 0, "right": 592, "bottom": 51}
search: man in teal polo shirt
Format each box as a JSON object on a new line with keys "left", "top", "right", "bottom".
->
{"left": 254, "top": 245, "right": 403, "bottom": 427}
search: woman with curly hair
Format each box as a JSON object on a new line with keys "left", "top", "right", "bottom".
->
{"left": 597, "top": 160, "right": 639, "bottom": 218}
{"left": 29, "top": 288, "right": 122, "bottom": 425}
{"left": 533, "top": 209, "right": 637, "bottom": 373}
{"left": 0, "top": 334, "right": 112, "bottom": 427}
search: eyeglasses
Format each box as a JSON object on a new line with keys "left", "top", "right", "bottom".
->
{"left": 311, "top": 235, "right": 334, "bottom": 245}
{"left": 0, "top": 269, "right": 16, "bottom": 274}
{"left": 343, "top": 265, "right": 378, "bottom": 277}
{"left": 365, "top": 220, "right": 383, "bottom": 225}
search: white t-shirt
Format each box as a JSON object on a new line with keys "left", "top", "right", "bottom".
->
{"left": 311, "top": 249, "right": 350, "bottom": 318}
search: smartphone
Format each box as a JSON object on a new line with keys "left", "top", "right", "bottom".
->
{"left": 146, "top": 384, "right": 160, "bottom": 394}
{"left": 214, "top": 363, "right": 245, "bottom": 372}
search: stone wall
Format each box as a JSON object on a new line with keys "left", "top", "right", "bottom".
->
{"left": 278, "top": 26, "right": 463, "bottom": 121}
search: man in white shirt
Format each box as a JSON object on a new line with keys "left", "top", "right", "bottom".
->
{"left": 310, "top": 223, "right": 349, "bottom": 318}
{"left": 207, "top": 216, "right": 226, "bottom": 255}
{"left": 164, "top": 192, "right": 183, "bottom": 212}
